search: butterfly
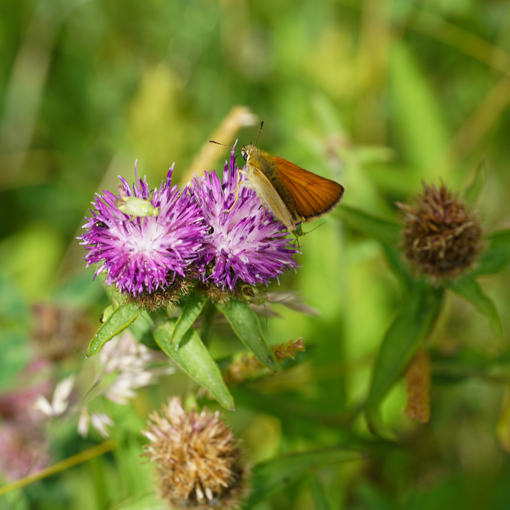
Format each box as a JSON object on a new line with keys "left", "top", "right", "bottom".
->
{"left": 212, "top": 122, "right": 345, "bottom": 235}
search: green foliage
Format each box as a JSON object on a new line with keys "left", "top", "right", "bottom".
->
{"left": 366, "top": 284, "right": 444, "bottom": 435}
{"left": 2, "top": 0, "right": 510, "bottom": 509}
{"left": 216, "top": 300, "right": 278, "bottom": 372}
{"left": 171, "top": 293, "right": 207, "bottom": 346}
{"left": 87, "top": 302, "right": 141, "bottom": 357}
{"left": 246, "top": 448, "right": 365, "bottom": 507}
{"left": 153, "top": 318, "right": 234, "bottom": 410}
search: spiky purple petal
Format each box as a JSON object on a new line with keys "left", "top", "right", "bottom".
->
{"left": 191, "top": 148, "right": 298, "bottom": 291}
{"left": 79, "top": 162, "right": 206, "bottom": 296}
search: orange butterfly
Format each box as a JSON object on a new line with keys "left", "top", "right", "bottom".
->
{"left": 212, "top": 122, "right": 345, "bottom": 235}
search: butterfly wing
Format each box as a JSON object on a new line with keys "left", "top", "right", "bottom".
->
{"left": 272, "top": 156, "right": 345, "bottom": 222}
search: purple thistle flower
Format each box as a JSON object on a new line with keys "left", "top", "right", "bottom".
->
{"left": 191, "top": 147, "right": 298, "bottom": 291}
{"left": 80, "top": 162, "right": 205, "bottom": 296}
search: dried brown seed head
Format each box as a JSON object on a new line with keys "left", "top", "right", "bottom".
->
{"left": 143, "top": 398, "right": 250, "bottom": 509}
{"left": 398, "top": 183, "right": 483, "bottom": 281}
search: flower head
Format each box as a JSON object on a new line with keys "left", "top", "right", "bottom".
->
{"left": 191, "top": 148, "right": 298, "bottom": 291}
{"left": 80, "top": 162, "right": 206, "bottom": 301}
{"left": 398, "top": 182, "right": 483, "bottom": 280}
{"left": 143, "top": 397, "right": 249, "bottom": 509}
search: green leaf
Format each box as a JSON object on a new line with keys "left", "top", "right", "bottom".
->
{"left": 390, "top": 42, "right": 452, "bottom": 177}
{"left": 153, "top": 320, "right": 234, "bottom": 410}
{"left": 336, "top": 206, "right": 401, "bottom": 245}
{"left": 200, "top": 299, "right": 218, "bottom": 347}
{"left": 366, "top": 284, "right": 444, "bottom": 434}
{"left": 172, "top": 294, "right": 207, "bottom": 347}
{"left": 474, "top": 229, "right": 510, "bottom": 275}
{"left": 216, "top": 300, "right": 277, "bottom": 372}
{"left": 101, "top": 305, "right": 114, "bottom": 323}
{"left": 463, "top": 160, "right": 486, "bottom": 204}
{"left": 309, "top": 473, "right": 332, "bottom": 510}
{"left": 129, "top": 311, "right": 159, "bottom": 350}
{"left": 87, "top": 302, "right": 141, "bottom": 357}
{"left": 447, "top": 275, "right": 502, "bottom": 342}
{"left": 246, "top": 448, "right": 365, "bottom": 507}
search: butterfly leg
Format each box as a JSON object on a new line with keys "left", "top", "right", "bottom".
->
{"left": 291, "top": 230, "right": 301, "bottom": 249}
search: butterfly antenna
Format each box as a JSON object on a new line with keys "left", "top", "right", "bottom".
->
{"left": 305, "top": 222, "right": 326, "bottom": 235}
{"left": 209, "top": 140, "right": 240, "bottom": 150}
{"left": 254, "top": 121, "right": 264, "bottom": 146}
{"left": 293, "top": 221, "right": 327, "bottom": 248}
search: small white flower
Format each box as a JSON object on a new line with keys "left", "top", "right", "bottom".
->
{"left": 90, "top": 412, "right": 113, "bottom": 438}
{"left": 78, "top": 408, "right": 90, "bottom": 437}
{"left": 34, "top": 395, "right": 53, "bottom": 416}
{"left": 104, "top": 374, "right": 137, "bottom": 405}
{"left": 34, "top": 375, "right": 75, "bottom": 417}
{"left": 99, "top": 331, "right": 174, "bottom": 407}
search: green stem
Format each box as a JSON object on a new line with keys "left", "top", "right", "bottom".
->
{"left": 0, "top": 440, "right": 116, "bottom": 496}
{"left": 200, "top": 299, "right": 217, "bottom": 347}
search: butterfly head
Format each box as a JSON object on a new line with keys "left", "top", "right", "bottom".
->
{"left": 241, "top": 145, "right": 252, "bottom": 162}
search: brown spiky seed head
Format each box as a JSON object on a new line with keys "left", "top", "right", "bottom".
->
{"left": 398, "top": 182, "right": 483, "bottom": 280}
{"left": 142, "top": 398, "right": 249, "bottom": 509}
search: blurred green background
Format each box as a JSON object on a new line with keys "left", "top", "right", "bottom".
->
{"left": 1, "top": 0, "right": 510, "bottom": 508}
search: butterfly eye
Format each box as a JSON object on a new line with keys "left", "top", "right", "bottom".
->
{"left": 241, "top": 149, "right": 248, "bottom": 161}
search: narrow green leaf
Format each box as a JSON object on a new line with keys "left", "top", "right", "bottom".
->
{"left": 216, "top": 300, "right": 277, "bottom": 372}
{"left": 366, "top": 284, "right": 444, "bottom": 434}
{"left": 448, "top": 275, "right": 502, "bottom": 342}
{"left": 87, "top": 302, "right": 141, "bottom": 357}
{"left": 172, "top": 294, "right": 207, "bottom": 347}
{"left": 463, "top": 160, "right": 486, "bottom": 204}
{"left": 309, "top": 473, "right": 332, "bottom": 510}
{"left": 474, "top": 229, "right": 510, "bottom": 275}
{"left": 336, "top": 206, "right": 401, "bottom": 245}
{"left": 246, "top": 448, "right": 365, "bottom": 507}
{"left": 153, "top": 320, "right": 234, "bottom": 410}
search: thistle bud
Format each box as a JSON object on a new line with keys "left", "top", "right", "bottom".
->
{"left": 398, "top": 183, "right": 483, "bottom": 280}
{"left": 143, "top": 398, "right": 249, "bottom": 509}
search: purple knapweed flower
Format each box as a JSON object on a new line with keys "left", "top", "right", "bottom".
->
{"left": 80, "top": 162, "right": 205, "bottom": 297}
{"left": 191, "top": 147, "right": 298, "bottom": 291}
